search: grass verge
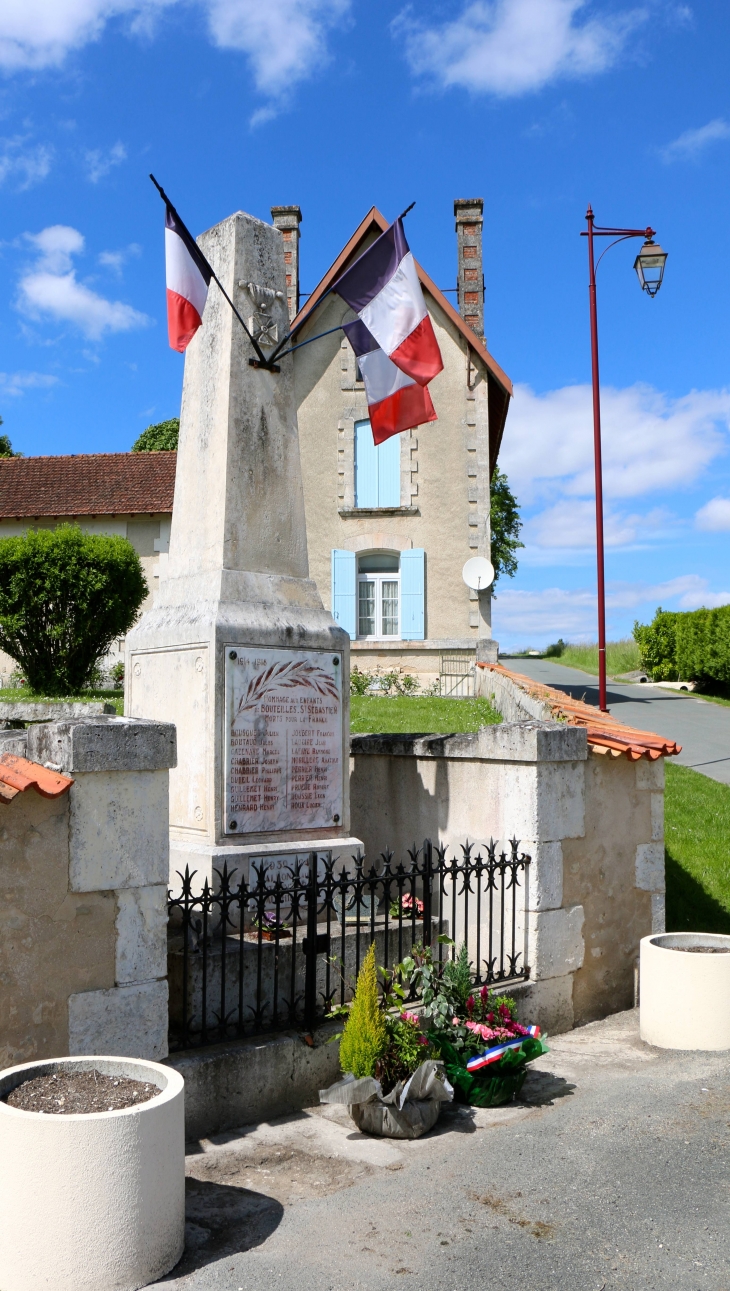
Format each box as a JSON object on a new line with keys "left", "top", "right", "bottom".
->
{"left": 665, "top": 762, "right": 730, "bottom": 934}
{"left": 350, "top": 695, "right": 501, "bottom": 734}
{"left": 0, "top": 688, "right": 124, "bottom": 716}
{"left": 549, "top": 639, "right": 641, "bottom": 676}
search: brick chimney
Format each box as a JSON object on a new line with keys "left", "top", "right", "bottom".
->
{"left": 270, "top": 205, "right": 302, "bottom": 321}
{"left": 454, "top": 198, "right": 484, "bottom": 339}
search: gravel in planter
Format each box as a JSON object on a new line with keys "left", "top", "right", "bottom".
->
{"left": 668, "top": 945, "right": 730, "bottom": 953}
{"left": 4, "top": 1070, "right": 159, "bottom": 1114}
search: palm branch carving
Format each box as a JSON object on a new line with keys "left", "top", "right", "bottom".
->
{"left": 235, "top": 659, "right": 339, "bottom": 719}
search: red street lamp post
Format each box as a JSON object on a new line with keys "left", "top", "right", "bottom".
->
{"left": 582, "top": 206, "right": 668, "bottom": 712}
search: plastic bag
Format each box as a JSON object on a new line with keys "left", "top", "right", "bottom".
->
{"left": 319, "top": 1060, "right": 454, "bottom": 1139}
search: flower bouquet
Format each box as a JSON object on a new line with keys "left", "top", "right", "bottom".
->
{"left": 252, "top": 911, "right": 291, "bottom": 940}
{"left": 404, "top": 943, "right": 548, "bottom": 1108}
{"left": 319, "top": 944, "right": 453, "bottom": 1139}
{"left": 389, "top": 892, "right": 425, "bottom": 920}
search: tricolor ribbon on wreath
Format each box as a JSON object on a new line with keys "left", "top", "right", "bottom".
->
{"left": 465, "top": 1025, "right": 542, "bottom": 1072}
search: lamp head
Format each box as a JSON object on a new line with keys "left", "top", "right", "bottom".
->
{"left": 634, "top": 237, "right": 667, "bottom": 297}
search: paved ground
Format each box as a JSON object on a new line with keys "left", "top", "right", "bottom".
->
{"left": 158, "top": 1011, "right": 729, "bottom": 1291}
{"left": 499, "top": 656, "right": 730, "bottom": 785}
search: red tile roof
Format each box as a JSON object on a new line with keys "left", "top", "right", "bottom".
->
{"left": 0, "top": 754, "right": 73, "bottom": 805}
{"left": 479, "top": 663, "right": 682, "bottom": 761}
{"left": 0, "top": 453, "right": 176, "bottom": 519}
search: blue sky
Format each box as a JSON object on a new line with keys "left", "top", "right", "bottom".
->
{"left": 1, "top": 0, "right": 729, "bottom": 649}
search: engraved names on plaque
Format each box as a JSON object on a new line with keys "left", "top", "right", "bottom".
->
{"left": 224, "top": 647, "right": 343, "bottom": 835}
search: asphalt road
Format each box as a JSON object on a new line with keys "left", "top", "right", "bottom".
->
{"left": 498, "top": 656, "right": 730, "bottom": 786}
{"left": 158, "top": 1011, "right": 730, "bottom": 1291}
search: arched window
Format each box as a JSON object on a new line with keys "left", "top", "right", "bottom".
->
{"left": 357, "top": 552, "right": 400, "bottom": 639}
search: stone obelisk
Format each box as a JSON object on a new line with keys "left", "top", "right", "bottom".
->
{"left": 126, "top": 210, "right": 357, "bottom": 886}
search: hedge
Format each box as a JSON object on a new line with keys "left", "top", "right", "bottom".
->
{"left": 634, "top": 604, "right": 730, "bottom": 684}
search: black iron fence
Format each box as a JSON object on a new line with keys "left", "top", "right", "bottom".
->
{"left": 167, "top": 840, "right": 531, "bottom": 1052}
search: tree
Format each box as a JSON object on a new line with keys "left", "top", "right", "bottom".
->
{"left": 132, "top": 418, "right": 179, "bottom": 451}
{"left": 490, "top": 467, "right": 523, "bottom": 585}
{"left": 0, "top": 525, "right": 148, "bottom": 695}
{"left": 0, "top": 416, "right": 22, "bottom": 458}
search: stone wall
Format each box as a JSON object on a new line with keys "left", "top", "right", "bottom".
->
{"left": 349, "top": 719, "right": 665, "bottom": 1034}
{"left": 0, "top": 717, "right": 175, "bottom": 1068}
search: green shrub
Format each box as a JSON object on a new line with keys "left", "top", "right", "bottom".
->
{"left": 338, "top": 943, "right": 387, "bottom": 1078}
{"left": 0, "top": 525, "right": 148, "bottom": 696}
{"left": 676, "top": 605, "right": 730, "bottom": 684}
{"left": 545, "top": 638, "right": 565, "bottom": 658}
{"left": 635, "top": 605, "right": 730, "bottom": 683}
{"left": 132, "top": 418, "right": 179, "bottom": 452}
{"left": 633, "top": 609, "right": 680, "bottom": 680}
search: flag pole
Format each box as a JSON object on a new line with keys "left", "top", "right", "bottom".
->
{"left": 149, "top": 175, "right": 272, "bottom": 369}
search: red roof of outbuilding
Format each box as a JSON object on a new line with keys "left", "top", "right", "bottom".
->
{"left": 0, "top": 452, "right": 176, "bottom": 519}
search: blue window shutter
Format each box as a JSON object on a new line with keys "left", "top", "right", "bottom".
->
{"left": 355, "top": 420, "right": 378, "bottom": 508}
{"left": 400, "top": 549, "right": 425, "bottom": 640}
{"left": 377, "top": 434, "right": 401, "bottom": 507}
{"left": 331, "top": 549, "right": 356, "bottom": 638}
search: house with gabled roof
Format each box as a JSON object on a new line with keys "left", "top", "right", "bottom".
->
{"left": 271, "top": 197, "right": 512, "bottom": 688}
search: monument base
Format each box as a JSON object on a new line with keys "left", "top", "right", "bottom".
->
{"left": 168, "top": 834, "right": 365, "bottom": 895}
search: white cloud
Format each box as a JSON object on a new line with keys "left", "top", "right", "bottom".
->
{"left": 0, "top": 1, "right": 175, "bottom": 71}
{"left": 395, "top": 0, "right": 646, "bottom": 97}
{"left": 501, "top": 382, "right": 730, "bottom": 507}
{"left": 494, "top": 574, "right": 730, "bottom": 645}
{"left": 98, "top": 242, "right": 141, "bottom": 274}
{"left": 695, "top": 496, "right": 730, "bottom": 532}
{"left": 0, "top": 369, "right": 59, "bottom": 396}
{"left": 660, "top": 118, "right": 730, "bottom": 164}
{"left": 17, "top": 224, "right": 151, "bottom": 340}
{"left": 0, "top": 1, "right": 349, "bottom": 105}
{"left": 84, "top": 140, "right": 126, "bottom": 182}
{"left": 206, "top": 0, "right": 349, "bottom": 97}
{"left": 0, "top": 136, "right": 52, "bottom": 189}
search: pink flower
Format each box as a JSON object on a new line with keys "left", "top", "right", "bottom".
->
{"left": 400, "top": 1010, "right": 420, "bottom": 1027}
{"left": 401, "top": 893, "right": 425, "bottom": 915}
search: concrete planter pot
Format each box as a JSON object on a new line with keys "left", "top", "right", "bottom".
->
{"left": 640, "top": 933, "right": 730, "bottom": 1050}
{"left": 0, "top": 1055, "right": 185, "bottom": 1291}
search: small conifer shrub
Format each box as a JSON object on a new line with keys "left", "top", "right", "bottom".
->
{"left": 338, "top": 943, "right": 387, "bottom": 1078}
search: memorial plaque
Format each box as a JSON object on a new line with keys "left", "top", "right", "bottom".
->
{"left": 224, "top": 647, "right": 343, "bottom": 835}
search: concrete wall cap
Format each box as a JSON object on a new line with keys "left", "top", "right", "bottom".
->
{"left": 350, "top": 720, "right": 587, "bottom": 764}
{"left": 27, "top": 717, "right": 177, "bottom": 774}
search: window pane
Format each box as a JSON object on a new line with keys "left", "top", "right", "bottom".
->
{"left": 358, "top": 552, "right": 400, "bottom": 573}
{"left": 358, "top": 580, "right": 376, "bottom": 637}
{"left": 382, "top": 580, "right": 399, "bottom": 636}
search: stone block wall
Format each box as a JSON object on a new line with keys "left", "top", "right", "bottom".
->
{"left": 0, "top": 717, "right": 175, "bottom": 1069}
{"left": 349, "top": 718, "right": 665, "bottom": 1034}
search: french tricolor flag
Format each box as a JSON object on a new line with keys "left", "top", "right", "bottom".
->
{"left": 342, "top": 317, "right": 437, "bottom": 445}
{"left": 335, "top": 216, "right": 443, "bottom": 444}
{"left": 165, "top": 205, "right": 213, "bottom": 353}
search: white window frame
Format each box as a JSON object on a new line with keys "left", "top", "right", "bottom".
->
{"left": 357, "top": 572, "right": 401, "bottom": 640}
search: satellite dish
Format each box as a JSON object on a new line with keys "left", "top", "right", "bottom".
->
{"left": 462, "top": 557, "right": 494, "bottom": 591}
